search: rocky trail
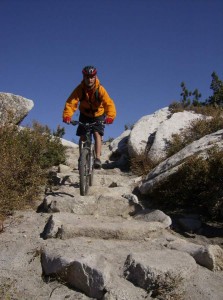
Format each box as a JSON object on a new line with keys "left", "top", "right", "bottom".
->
{"left": 1, "top": 143, "right": 223, "bottom": 300}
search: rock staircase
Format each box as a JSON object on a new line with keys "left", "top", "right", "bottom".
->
{"left": 37, "top": 143, "right": 223, "bottom": 300}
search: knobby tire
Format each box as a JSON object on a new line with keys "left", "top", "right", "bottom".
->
{"left": 79, "top": 148, "right": 90, "bottom": 196}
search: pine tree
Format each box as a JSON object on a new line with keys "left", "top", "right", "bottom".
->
{"left": 180, "top": 82, "right": 191, "bottom": 107}
{"left": 53, "top": 125, "right": 65, "bottom": 138}
{"left": 192, "top": 88, "right": 202, "bottom": 106}
{"left": 207, "top": 72, "right": 223, "bottom": 107}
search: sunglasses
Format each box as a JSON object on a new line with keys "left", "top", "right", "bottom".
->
{"left": 84, "top": 75, "right": 96, "bottom": 79}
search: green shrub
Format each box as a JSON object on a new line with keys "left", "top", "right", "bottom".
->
{"left": 0, "top": 121, "right": 66, "bottom": 217}
{"left": 145, "top": 147, "right": 223, "bottom": 220}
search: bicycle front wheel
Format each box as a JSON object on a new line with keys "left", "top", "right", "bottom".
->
{"left": 89, "top": 147, "right": 95, "bottom": 187}
{"left": 79, "top": 148, "right": 90, "bottom": 196}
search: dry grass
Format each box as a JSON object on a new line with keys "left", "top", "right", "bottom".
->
{"left": 0, "top": 121, "right": 66, "bottom": 218}
{"left": 149, "top": 273, "right": 184, "bottom": 300}
{"left": 144, "top": 148, "right": 223, "bottom": 220}
{"left": 130, "top": 153, "right": 160, "bottom": 177}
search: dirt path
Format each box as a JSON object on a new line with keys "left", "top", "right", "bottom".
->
{"left": 1, "top": 143, "right": 223, "bottom": 300}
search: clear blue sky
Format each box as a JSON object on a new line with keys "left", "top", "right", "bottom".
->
{"left": 1, "top": 0, "right": 223, "bottom": 142}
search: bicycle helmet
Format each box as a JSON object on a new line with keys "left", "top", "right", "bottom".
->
{"left": 82, "top": 65, "right": 97, "bottom": 76}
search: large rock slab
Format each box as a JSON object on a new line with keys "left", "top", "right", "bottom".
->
{"left": 167, "top": 238, "right": 223, "bottom": 271}
{"left": 139, "top": 129, "right": 223, "bottom": 194}
{"left": 109, "top": 129, "right": 131, "bottom": 154}
{"left": 128, "top": 107, "right": 170, "bottom": 157}
{"left": 42, "top": 249, "right": 110, "bottom": 299}
{"left": 123, "top": 250, "right": 197, "bottom": 294}
{"left": 148, "top": 110, "right": 208, "bottom": 160}
{"left": 0, "top": 92, "right": 34, "bottom": 124}
{"left": 134, "top": 209, "right": 172, "bottom": 228}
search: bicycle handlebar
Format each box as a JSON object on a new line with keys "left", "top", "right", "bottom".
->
{"left": 70, "top": 120, "right": 79, "bottom": 126}
{"left": 70, "top": 120, "right": 105, "bottom": 127}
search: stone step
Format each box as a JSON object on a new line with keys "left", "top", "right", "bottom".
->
{"left": 87, "top": 185, "right": 133, "bottom": 197}
{"left": 40, "top": 188, "right": 141, "bottom": 216}
{"left": 41, "top": 237, "right": 151, "bottom": 299}
{"left": 41, "top": 213, "right": 166, "bottom": 240}
{"left": 41, "top": 237, "right": 197, "bottom": 299}
{"left": 58, "top": 168, "right": 137, "bottom": 188}
{"left": 88, "top": 172, "right": 137, "bottom": 187}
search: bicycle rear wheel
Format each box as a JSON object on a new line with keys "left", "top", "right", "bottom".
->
{"left": 79, "top": 148, "right": 90, "bottom": 196}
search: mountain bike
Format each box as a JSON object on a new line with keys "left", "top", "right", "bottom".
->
{"left": 71, "top": 120, "right": 104, "bottom": 196}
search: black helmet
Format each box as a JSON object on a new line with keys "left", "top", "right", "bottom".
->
{"left": 82, "top": 65, "right": 97, "bottom": 76}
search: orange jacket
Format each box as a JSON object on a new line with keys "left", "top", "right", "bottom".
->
{"left": 63, "top": 78, "right": 116, "bottom": 120}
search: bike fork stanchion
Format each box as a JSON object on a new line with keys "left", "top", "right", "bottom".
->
{"left": 79, "top": 148, "right": 90, "bottom": 196}
{"left": 89, "top": 145, "right": 95, "bottom": 186}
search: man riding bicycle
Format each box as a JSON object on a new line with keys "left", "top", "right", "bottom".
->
{"left": 63, "top": 65, "right": 116, "bottom": 169}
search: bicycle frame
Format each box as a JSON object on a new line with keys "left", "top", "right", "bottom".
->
{"left": 79, "top": 125, "right": 93, "bottom": 166}
{"left": 70, "top": 120, "right": 104, "bottom": 195}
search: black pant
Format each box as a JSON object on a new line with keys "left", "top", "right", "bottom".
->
{"left": 76, "top": 113, "right": 105, "bottom": 137}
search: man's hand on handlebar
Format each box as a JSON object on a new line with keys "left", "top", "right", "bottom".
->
{"left": 63, "top": 116, "right": 71, "bottom": 124}
{"left": 104, "top": 117, "right": 113, "bottom": 124}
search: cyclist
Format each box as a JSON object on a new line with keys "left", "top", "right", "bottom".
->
{"left": 63, "top": 65, "right": 116, "bottom": 169}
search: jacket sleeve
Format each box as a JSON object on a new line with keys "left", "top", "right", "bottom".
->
{"left": 99, "top": 86, "right": 116, "bottom": 120}
{"left": 62, "top": 85, "right": 81, "bottom": 119}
